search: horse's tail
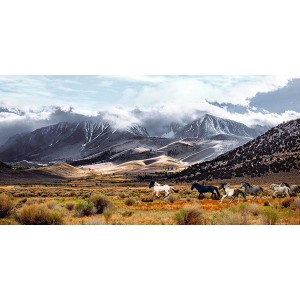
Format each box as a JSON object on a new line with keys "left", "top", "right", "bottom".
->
{"left": 214, "top": 187, "right": 220, "bottom": 198}
{"left": 170, "top": 186, "right": 179, "bottom": 193}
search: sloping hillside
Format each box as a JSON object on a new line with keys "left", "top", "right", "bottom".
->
{"left": 172, "top": 118, "right": 300, "bottom": 181}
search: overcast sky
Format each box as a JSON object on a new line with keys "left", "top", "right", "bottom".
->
{"left": 0, "top": 75, "right": 300, "bottom": 144}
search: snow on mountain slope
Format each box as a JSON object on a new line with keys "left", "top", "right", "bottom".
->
{"left": 0, "top": 120, "right": 149, "bottom": 162}
{"left": 175, "top": 114, "right": 260, "bottom": 139}
{"left": 174, "top": 118, "right": 300, "bottom": 181}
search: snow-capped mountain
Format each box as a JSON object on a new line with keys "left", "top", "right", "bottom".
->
{"left": 175, "top": 114, "right": 261, "bottom": 139}
{"left": 0, "top": 114, "right": 270, "bottom": 165}
{"left": 174, "top": 118, "right": 300, "bottom": 181}
{"left": 0, "top": 120, "right": 149, "bottom": 162}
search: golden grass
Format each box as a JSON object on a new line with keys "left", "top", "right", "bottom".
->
{"left": 0, "top": 179, "right": 299, "bottom": 225}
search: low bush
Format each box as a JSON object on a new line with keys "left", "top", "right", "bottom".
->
{"left": 0, "top": 193, "right": 15, "bottom": 218}
{"left": 17, "top": 204, "right": 64, "bottom": 225}
{"left": 65, "top": 202, "right": 75, "bottom": 211}
{"left": 90, "top": 193, "right": 113, "bottom": 214}
{"left": 121, "top": 211, "right": 133, "bottom": 217}
{"left": 119, "top": 193, "right": 126, "bottom": 199}
{"left": 261, "top": 208, "right": 279, "bottom": 225}
{"left": 294, "top": 198, "right": 300, "bottom": 209}
{"left": 125, "top": 198, "right": 135, "bottom": 206}
{"left": 174, "top": 206, "right": 206, "bottom": 225}
{"left": 281, "top": 199, "right": 292, "bottom": 208}
{"left": 141, "top": 197, "right": 154, "bottom": 203}
{"left": 246, "top": 203, "right": 261, "bottom": 216}
{"left": 75, "top": 200, "right": 96, "bottom": 217}
{"left": 46, "top": 200, "right": 57, "bottom": 209}
{"left": 168, "top": 194, "right": 178, "bottom": 203}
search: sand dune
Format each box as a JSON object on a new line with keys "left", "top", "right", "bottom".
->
{"left": 82, "top": 155, "right": 188, "bottom": 175}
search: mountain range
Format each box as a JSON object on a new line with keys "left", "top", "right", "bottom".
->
{"left": 171, "top": 118, "right": 300, "bottom": 181}
{"left": 0, "top": 114, "right": 268, "bottom": 165}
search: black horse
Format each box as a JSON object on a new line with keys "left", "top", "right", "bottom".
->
{"left": 191, "top": 182, "right": 221, "bottom": 200}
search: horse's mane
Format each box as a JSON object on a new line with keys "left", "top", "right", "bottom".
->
{"left": 241, "top": 182, "right": 251, "bottom": 187}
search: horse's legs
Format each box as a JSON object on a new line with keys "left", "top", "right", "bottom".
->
{"left": 220, "top": 195, "right": 227, "bottom": 203}
{"left": 229, "top": 196, "right": 236, "bottom": 204}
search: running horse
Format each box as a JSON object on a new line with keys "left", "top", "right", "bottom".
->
{"left": 191, "top": 182, "right": 221, "bottom": 200}
{"left": 149, "top": 181, "right": 179, "bottom": 198}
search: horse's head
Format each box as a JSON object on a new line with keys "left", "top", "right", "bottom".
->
{"left": 149, "top": 181, "right": 155, "bottom": 188}
{"left": 219, "top": 183, "right": 225, "bottom": 190}
{"left": 191, "top": 183, "right": 196, "bottom": 190}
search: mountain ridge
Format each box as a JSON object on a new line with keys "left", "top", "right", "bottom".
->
{"left": 171, "top": 118, "right": 300, "bottom": 181}
{"left": 0, "top": 114, "right": 269, "bottom": 165}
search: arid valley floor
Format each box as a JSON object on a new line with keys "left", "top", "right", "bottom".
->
{"left": 0, "top": 164, "right": 299, "bottom": 225}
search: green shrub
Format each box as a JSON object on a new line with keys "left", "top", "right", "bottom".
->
{"left": 262, "top": 208, "right": 279, "bottom": 225}
{"left": 125, "top": 198, "right": 135, "bottom": 206}
{"left": 90, "top": 193, "right": 113, "bottom": 214}
{"left": 174, "top": 206, "right": 206, "bottom": 225}
{"left": 75, "top": 200, "right": 96, "bottom": 217}
{"left": 17, "top": 204, "right": 64, "bottom": 225}
{"left": 0, "top": 193, "right": 15, "bottom": 218}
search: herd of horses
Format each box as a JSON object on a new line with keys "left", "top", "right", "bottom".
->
{"left": 149, "top": 181, "right": 300, "bottom": 203}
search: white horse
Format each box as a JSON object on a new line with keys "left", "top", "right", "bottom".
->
{"left": 219, "top": 183, "right": 246, "bottom": 204}
{"left": 269, "top": 184, "right": 291, "bottom": 198}
{"left": 149, "top": 181, "right": 179, "bottom": 198}
{"left": 280, "top": 183, "right": 300, "bottom": 194}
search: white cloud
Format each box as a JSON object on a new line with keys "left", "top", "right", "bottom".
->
{"left": 101, "top": 107, "right": 141, "bottom": 129}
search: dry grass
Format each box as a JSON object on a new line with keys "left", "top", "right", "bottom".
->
{"left": 0, "top": 193, "right": 14, "bottom": 218}
{"left": 103, "top": 206, "right": 113, "bottom": 222}
{"left": 174, "top": 206, "right": 206, "bottom": 225}
{"left": 294, "top": 198, "right": 300, "bottom": 209}
{"left": 261, "top": 207, "right": 279, "bottom": 225}
{"left": 0, "top": 179, "right": 299, "bottom": 225}
{"left": 213, "top": 211, "right": 250, "bottom": 225}
{"left": 17, "top": 204, "right": 64, "bottom": 225}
